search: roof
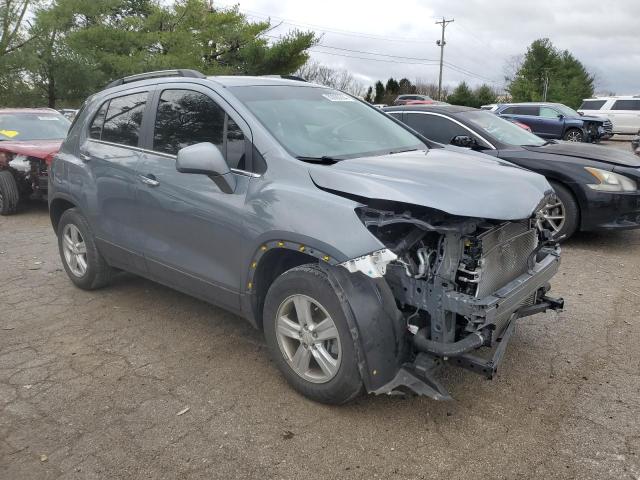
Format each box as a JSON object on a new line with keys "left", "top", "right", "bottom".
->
{"left": 0, "top": 108, "right": 60, "bottom": 115}
{"left": 384, "top": 104, "right": 475, "bottom": 114}
{"left": 207, "top": 75, "right": 317, "bottom": 88}
{"left": 497, "top": 102, "right": 564, "bottom": 107}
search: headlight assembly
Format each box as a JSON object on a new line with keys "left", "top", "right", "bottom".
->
{"left": 584, "top": 167, "right": 637, "bottom": 192}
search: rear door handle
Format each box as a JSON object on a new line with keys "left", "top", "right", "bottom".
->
{"left": 138, "top": 174, "right": 160, "bottom": 187}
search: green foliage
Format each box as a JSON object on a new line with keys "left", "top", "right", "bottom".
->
{"left": 507, "top": 38, "right": 594, "bottom": 109}
{"left": 373, "top": 80, "right": 384, "bottom": 103}
{"left": 0, "top": 0, "right": 316, "bottom": 107}
{"left": 364, "top": 86, "right": 373, "bottom": 103}
{"left": 446, "top": 81, "right": 474, "bottom": 106}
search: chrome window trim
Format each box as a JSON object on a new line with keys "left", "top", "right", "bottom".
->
{"left": 402, "top": 111, "right": 496, "bottom": 150}
{"left": 87, "top": 139, "right": 262, "bottom": 177}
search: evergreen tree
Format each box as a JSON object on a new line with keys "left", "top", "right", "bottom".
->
{"left": 373, "top": 80, "right": 385, "bottom": 103}
{"left": 446, "top": 81, "right": 475, "bottom": 106}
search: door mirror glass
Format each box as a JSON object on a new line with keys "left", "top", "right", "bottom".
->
{"left": 450, "top": 135, "right": 478, "bottom": 148}
{"left": 557, "top": 114, "right": 564, "bottom": 120}
{"left": 176, "top": 142, "right": 236, "bottom": 193}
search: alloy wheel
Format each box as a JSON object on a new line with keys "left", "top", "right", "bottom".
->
{"left": 62, "top": 224, "right": 88, "bottom": 277}
{"left": 566, "top": 130, "right": 582, "bottom": 142}
{"left": 537, "top": 198, "right": 566, "bottom": 234}
{"left": 275, "top": 294, "right": 342, "bottom": 384}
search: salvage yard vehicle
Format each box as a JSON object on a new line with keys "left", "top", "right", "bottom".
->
{"left": 495, "top": 102, "right": 613, "bottom": 142}
{"left": 49, "top": 70, "right": 563, "bottom": 404}
{"left": 579, "top": 96, "right": 640, "bottom": 135}
{"left": 0, "top": 108, "right": 70, "bottom": 215}
{"left": 632, "top": 130, "right": 639, "bottom": 156}
{"left": 385, "top": 105, "right": 640, "bottom": 240}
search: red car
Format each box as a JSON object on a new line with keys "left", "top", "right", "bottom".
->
{"left": 0, "top": 108, "right": 70, "bottom": 215}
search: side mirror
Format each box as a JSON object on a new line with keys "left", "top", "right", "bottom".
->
{"left": 557, "top": 114, "right": 565, "bottom": 120}
{"left": 176, "top": 142, "right": 236, "bottom": 194}
{"left": 450, "top": 135, "right": 478, "bottom": 149}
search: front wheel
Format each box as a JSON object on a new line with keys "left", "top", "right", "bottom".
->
{"left": 0, "top": 170, "right": 20, "bottom": 215}
{"left": 537, "top": 181, "right": 580, "bottom": 240}
{"left": 563, "top": 128, "right": 584, "bottom": 142}
{"left": 263, "top": 264, "right": 363, "bottom": 404}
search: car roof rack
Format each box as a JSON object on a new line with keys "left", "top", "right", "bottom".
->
{"left": 262, "top": 75, "right": 307, "bottom": 82}
{"left": 105, "top": 69, "right": 206, "bottom": 89}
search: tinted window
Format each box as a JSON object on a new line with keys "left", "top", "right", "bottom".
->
{"left": 89, "top": 101, "right": 108, "bottom": 139}
{"left": 539, "top": 106, "right": 559, "bottom": 119}
{"left": 612, "top": 100, "right": 640, "bottom": 111}
{"left": 225, "top": 117, "right": 246, "bottom": 170}
{"left": 500, "top": 107, "right": 515, "bottom": 115}
{"left": 404, "top": 113, "right": 469, "bottom": 144}
{"left": 101, "top": 93, "right": 147, "bottom": 147}
{"left": 153, "top": 89, "right": 225, "bottom": 155}
{"left": 580, "top": 100, "right": 606, "bottom": 110}
{"left": 512, "top": 106, "right": 539, "bottom": 116}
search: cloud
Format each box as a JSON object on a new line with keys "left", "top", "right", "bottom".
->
{"left": 220, "top": 0, "right": 640, "bottom": 95}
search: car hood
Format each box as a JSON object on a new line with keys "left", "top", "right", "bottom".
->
{"left": 578, "top": 115, "right": 606, "bottom": 122}
{"left": 523, "top": 141, "right": 640, "bottom": 167}
{"left": 308, "top": 149, "right": 552, "bottom": 221}
{"left": 0, "top": 139, "right": 63, "bottom": 164}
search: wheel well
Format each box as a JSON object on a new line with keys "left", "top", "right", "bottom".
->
{"left": 549, "top": 179, "right": 581, "bottom": 222}
{"left": 252, "top": 249, "right": 320, "bottom": 329}
{"left": 49, "top": 198, "right": 76, "bottom": 232}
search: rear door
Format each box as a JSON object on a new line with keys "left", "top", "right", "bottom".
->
{"left": 134, "top": 84, "right": 253, "bottom": 311}
{"left": 499, "top": 105, "right": 540, "bottom": 132}
{"left": 80, "top": 89, "right": 151, "bottom": 273}
{"left": 609, "top": 99, "right": 640, "bottom": 134}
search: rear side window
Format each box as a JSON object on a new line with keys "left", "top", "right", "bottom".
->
{"left": 404, "top": 113, "right": 469, "bottom": 144}
{"left": 612, "top": 100, "right": 640, "bottom": 111}
{"left": 153, "top": 89, "right": 225, "bottom": 156}
{"left": 101, "top": 93, "right": 147, "bottom": 147}
{"left": 580, "top": 100, "right": 606, "bottom": 110}
{"left": 511, "top": 106, "right": 538, "bottom": 116}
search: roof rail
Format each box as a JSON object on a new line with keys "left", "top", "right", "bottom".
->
{"left": 262, "top": 75, "right": 307, "bottom": 82}
{"left": 105, "top": 69, "right": 206, "bottom": 89}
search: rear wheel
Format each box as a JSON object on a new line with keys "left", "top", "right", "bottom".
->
{"left": 538, "top": 181, "right": 579, "bottom": 240}
{"left": 563, "top": 128, "right": 584, "bottom": 142}
{"left": 57, "top": 208, "right": 113, "bottom": 290}
{"left": 263, "top": 264, "right": 363, "bottom": 404}
{"left": 0, "top": 170, "right": 19, "bottom": 215}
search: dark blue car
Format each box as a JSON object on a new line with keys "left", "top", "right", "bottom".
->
{"left": 494, "top": 102, "right": 612, "bottom": 142}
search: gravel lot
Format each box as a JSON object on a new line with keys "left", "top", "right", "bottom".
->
{"left": 2, "top": 142, "right": 639, "bottom": 479}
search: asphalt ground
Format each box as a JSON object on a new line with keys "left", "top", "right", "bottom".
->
{"left": 1, "top": 140, "right": 639, "bottom": 479}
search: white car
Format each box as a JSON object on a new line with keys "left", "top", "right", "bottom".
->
{"left": 578, "top": 96, "right": 640, "bottom": 135}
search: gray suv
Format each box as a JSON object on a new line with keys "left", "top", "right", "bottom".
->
{"left": 49, "top": 70, "right": 563, "bottom": 404}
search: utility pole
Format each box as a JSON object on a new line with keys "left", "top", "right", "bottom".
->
{"left": 436, "top": 17, "right": 454, "bottom": 101}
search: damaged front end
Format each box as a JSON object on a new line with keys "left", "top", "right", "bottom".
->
{"left": 336, "top": 199, "right": 563, "bottom": 400}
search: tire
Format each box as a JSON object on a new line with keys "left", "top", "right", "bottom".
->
{"left": 57, "top": 208, "right": 113, "bottom": 290}
{"left": 563, "top": 128, "right": 584, "bottom": 142}
{"left": 263, "top": 264, "right": 363, "bottom": 404}
{"left": 0, "top": 170, "right": 20, "bottom": 215}
{"left": 543, "top": 181, "right": 579, "bottom": 240}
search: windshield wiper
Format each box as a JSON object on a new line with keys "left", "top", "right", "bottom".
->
{"left": 296, "top": 155, "right": 341, "bottom": 164}
{"left": 388, "top": 148, "right": 420, "bottom": 155}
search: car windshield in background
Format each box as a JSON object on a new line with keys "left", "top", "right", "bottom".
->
{"left": 0, "top": 113, "right": 71, "bottom": 141}
{"left": 555, "top": 104, "right": 581, "bottom": 118}
{"left": 231, "top": 86, "right": 425, "bottom": 160}
{"left": 462, "top": 110, "right": 546, "bottom": 147}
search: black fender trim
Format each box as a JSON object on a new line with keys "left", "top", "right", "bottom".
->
{"left": 320, "top": 263, "right": 408, "bottom": 392}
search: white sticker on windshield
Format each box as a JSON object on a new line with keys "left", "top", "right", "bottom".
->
{"left": 38, "top": 116, "right": 60, "bottom": 121}
{"left": 322, "top": 93, "right": 354, "bottom": 102}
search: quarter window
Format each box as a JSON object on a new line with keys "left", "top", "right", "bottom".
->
{"left": 101, "top": 93, "right": 147, "bottom": 147}
{"left": 579, "top": 100, "right": 606, "bottom": 110}
{"left": 612, "top": 100, "right": 640, "bottom": 111}
{"left": 89, "top": 102, "right": 108, "bottom": 140}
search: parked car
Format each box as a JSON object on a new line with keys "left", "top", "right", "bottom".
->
{"left": 384, "top": 105, "right": 640, "bottom": 240}
{"left": 0, "top": 108, "right": 70, "bottom": 215}
{"left": 494, "top": 102, "right": 613, "bottom": 142}
{"left": 579, "top": 96, "right": 640, "bottom": 135}
{"left": 633, "top": 130, "right": 640, "bottom": 156}
{"left": 393, "top": 94, "right": 433, "bottom": 105}
{"left": 49, "top": 69, "right": 563, "bottom": 404}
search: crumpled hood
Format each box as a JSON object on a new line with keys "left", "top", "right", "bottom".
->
{"left": 579, "top": 114, "right": 607, "bottom": 123}
{"left": 523, "top": 141, "right": 640, "bottom": 167}
{"left": 309, "top": 149, "right": 552, "bottom": 221}
{"left": 0, "top": 139, "right": 62, "bottom": 165}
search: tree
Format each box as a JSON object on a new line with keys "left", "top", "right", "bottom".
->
{"left": 373, "top": 80, "right": 384, "bottom": 103}
{"left": 295, "top": 59, "right": 364, "bottom": 96}
{"left": 0, "top": 0, "right": 33, "bottom": 57}
{"left": 474, "top": 84, "right": 498, "bottom": 107}
{"left": 446, "top": 81, "right": 475, "bottom": 107}
{"left": 506, "top": 38, "right": 594, "bottom": 109}
{"left": 398, "top": 77, "right": 416, "bottom": 94}
{"left": 364, "top": 86, "right": 373, "bottom": 103}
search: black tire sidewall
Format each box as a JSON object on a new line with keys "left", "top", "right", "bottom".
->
{"left": 263, "top": 265, "right": 363, "bottom": 404}
{"left": 0, "top": 170, "right": 19, "bottom": 215}
{"left": 57, "top": 208, "right": 107, "bottom": 289}
{"left": 550, "top": 181, "right": 579, "bottom": 240}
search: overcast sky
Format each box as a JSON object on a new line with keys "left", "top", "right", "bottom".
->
{"left": 216, "top": 0, "right": 640, "bottom": 95}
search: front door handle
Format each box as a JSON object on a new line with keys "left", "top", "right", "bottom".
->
{"left": 138, "top": 174, "right": 160, "bottom": 187}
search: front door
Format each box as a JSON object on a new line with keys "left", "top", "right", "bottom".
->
{"left": 135, "top": 86, "right": 252, "bottom": 311}
{"left": 537, "top": 106, "right": 564, "bottom": 138}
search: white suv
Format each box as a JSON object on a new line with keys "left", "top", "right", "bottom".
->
{"left": 578, "top": 96, "right": 640, "bottom": 134}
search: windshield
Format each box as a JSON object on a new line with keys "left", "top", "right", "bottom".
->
{"left": 554, "top": 104, "right": 581, "bottom": 118}
{"left": 462, "top": 110, "right": 546, "bottom": 147}
{"left": 0, "top": 113, "right": 71, "bottom": 141}
{"left": 231, "top": 85, "right": 425, "bottom": 159}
